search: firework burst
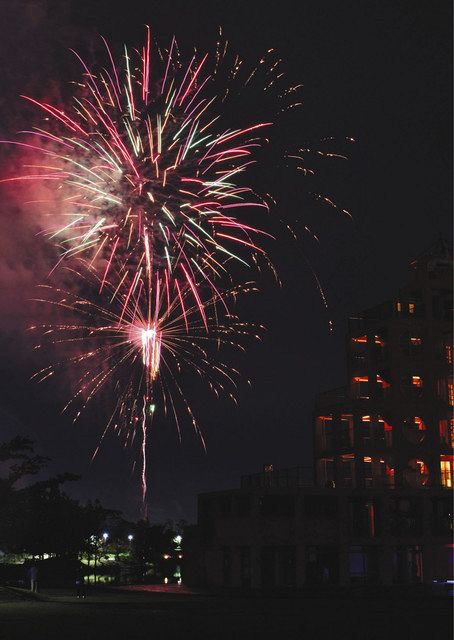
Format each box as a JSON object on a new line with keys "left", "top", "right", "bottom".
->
{"left": 3, "top": 27, "right": 285, "bottom": 329}
{"left": 30, "top": 260, "right": 262, "bottom": 508}
{"left": 2, "top": 26, "right": 351, "bottom": 511}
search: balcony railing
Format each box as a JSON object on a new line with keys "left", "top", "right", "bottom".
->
{"left": 240, "top": 466, "right": 314, "bottom": 489}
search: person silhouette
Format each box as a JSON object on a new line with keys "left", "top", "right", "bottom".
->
{"left": 75, "top": 567, "right": 85, "bottom": 598}
{"left": 28, "top": 564, "right": 39, "bottom": 593}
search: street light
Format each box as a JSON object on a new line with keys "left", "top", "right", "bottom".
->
{"left": 102, "top": 532, "right": 109, "bottom": 542}
{"left": 127, "top": 534, "right": 133, "bottom": 542}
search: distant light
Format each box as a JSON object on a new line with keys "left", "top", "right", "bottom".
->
{"left": 127, "top": 534, "right": 133, "bottom": 542}
{"left": 102, "top": 532, "right": 109, "bottom": 541}
{"left": 178, "top": 554, "right": 183, "bottom": 559}
{"left": 164, "top": 577, "right": 168, "bottom": 584}
{"left": 163, "top": 554, "right": 171, "bottom": 560}
{"left": 150, "top": 403, "right": 156, "bottom": 414}
{"left": 173, "top": 535, "right": 182, "bottom": 545}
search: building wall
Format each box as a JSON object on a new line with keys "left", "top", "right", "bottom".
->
{"left": 197, "top": 486, "right": 452, "bottom": 588}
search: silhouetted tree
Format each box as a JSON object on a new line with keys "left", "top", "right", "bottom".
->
{"left": 0, "top": 437, "right": 112, "bottom": 559}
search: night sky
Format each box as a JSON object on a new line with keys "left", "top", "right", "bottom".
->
{"left": 0, "top": 0, "right": 451, "bottom": 523}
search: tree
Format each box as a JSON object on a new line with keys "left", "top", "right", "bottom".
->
{"left": 0, "top": 437, "right": 111, "bottom": 559}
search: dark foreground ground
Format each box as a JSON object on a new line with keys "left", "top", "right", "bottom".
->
{"left": 0, "top": 586, "right": 452, "bottom": 640}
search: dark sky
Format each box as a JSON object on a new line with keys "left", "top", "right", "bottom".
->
{"left": 0, "top": 0, "right": 451, "bottom": 523}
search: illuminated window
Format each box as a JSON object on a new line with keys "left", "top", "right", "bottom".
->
{"left": 449, "top": 381, "right": 454, "bottom": 406}
{"left": 409, "top": 303, "right": 415, "bottom": 314}
{"left": 402, "top": 376, "right": 423, "bottom": 398}
{"left": 396, "top": 302, "right": 402, "bottom": 313}
{"left": 352, "top": 335, "right": 367, "bottom": 343}
{"left": 415, "top": 416, "right": 425, "bottom": 430}
{"left": 376, "top": 375, "right": 390, "bottom": 389}
{"left": 404, "top": 459, "right": 429, "bottom": 487}
{"left": 410, "top": 337, "right": 422, "bottom": 346}
{"left": 384, "top": 418, "right": 393, "bottom": 446}
{"left": 440, "top": 456, "right": 453, "bottom": 488}
{"left": 440, "top": 418, "right": 454, "bottom": 447}
{"left": 380, "top": 459, "right": 395, "bottom": 488}
{"left": 374, "top": 335, "right": 385, "bottom": 347}
{"left": 445, "top": 344, "right": 452, "bottom": 364}
{"left": 415, "top": 460, "right": 428, "bottom": 475}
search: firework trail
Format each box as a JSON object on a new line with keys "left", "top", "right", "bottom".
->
{"left": 30, "top": 260, "right": 262, "bottom": 509}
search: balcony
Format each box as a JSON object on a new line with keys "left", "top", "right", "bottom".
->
{"left": 241, "top": 466, "right": 314, "bottom": 490}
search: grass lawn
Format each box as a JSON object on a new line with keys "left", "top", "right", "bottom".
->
{"left": 0, "top": 587, "right": 451, "bottom": 639}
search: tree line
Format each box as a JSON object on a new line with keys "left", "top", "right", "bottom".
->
{"left": 0, "top": 436, "right": 189, "bottom": 584}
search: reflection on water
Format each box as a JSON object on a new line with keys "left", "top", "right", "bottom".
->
{"left": 83, "top": 566, "right": 184, "bottom": 587}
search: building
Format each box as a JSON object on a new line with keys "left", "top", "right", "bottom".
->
{"left": 194, "top": 242, "right": 453, "bottom": 589}
{"left": 315, "top": 239, "right": 453, "bottom": 493}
